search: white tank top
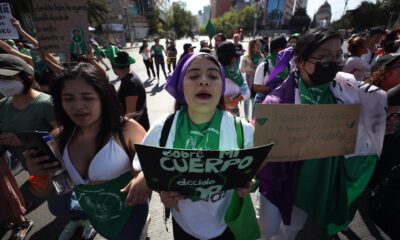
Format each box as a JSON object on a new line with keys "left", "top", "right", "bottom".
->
{"left": 63, "top": 136, "right": 131, "bottom": 185}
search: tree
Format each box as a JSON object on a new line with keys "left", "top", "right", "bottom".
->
{"left": 334, "top": 0, "right": 400, "bottom": 32}
{"left": 203, "top": 5, "right": 262, "bottom": 37}
{"left": 166, "top": 2, "right": 197, "bottom": 38}
{"left": 87, "top": 0, "right": 110, "bottom": 26}
{"left": 289, "top": 8, "right": 311, "bottom": 33}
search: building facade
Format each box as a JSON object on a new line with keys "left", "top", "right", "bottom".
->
{"left": 264, "top": 0, "right": 305, "bottom": 28}
{"left": 313, "top": 0, "right": 332, "bottom": 28}
{"left": 210, "top": 0, "right": 231, "bottom": 18}
{"left": 198, "top": 5, "right": 211, "bottom": 26}
{"left": 101, "top": 0, "right": 168, "bottom": 45}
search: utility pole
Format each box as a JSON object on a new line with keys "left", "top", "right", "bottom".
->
{"left": 340, "top": 0, "right": 349, "bottom": 29}
{"left": 124, "top": 6, "right": 134, "bottom": 45}
{"left": 253, "top": 0, "right": 258, "bottom": 37}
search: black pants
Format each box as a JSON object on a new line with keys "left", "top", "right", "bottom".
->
{"left": 143, "top": 59, "right": 155, "bottom": 79}
{"left": 167, "top": 57, "right": 177, "bottom": 73}
{"left": 172, "top": 218, "right": 234, "bottom": 240}
{"left": 154, "top": 56, "right": 168, "bottom": 81}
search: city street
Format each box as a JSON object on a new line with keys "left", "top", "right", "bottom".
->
{"left": 3, "top": 36, "right": 390, "bottom": 240}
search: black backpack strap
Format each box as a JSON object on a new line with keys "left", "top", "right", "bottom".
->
{"left": 263, "top": 60, "right": 270, "bottom": 79}
{"left": 118, "top": 128, "right": 133, "bottom": 161}
{"left": 159, "top": 112, "right": 176, "bottom": 147}
{"left": 159, "top": 112, "right": 176, "bottom": 230}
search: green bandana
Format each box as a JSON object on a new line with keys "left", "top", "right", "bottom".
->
{"left": 30, "top": 51, "right": 48, "bottom": 76}
{"left": 74, "top": 172, "right": 134, "bottom": 240}
{"left": 251, "top": 53, "right": 262, "bottom": 66}
{"left": 266, "top": 52, "right": 277, "bottom": 66}
{"left": 173, "top": 107, "right": 223, "bottom": 201}
{"left": 296, "top": 78, "right": 377, "bottom": 237}
{"left": 174, "top": 106, "right": 223, "bottom": 150}
{"left": 224, "top": 66, "right": 244, "bottom": 87}
{"left": 266, "top": 52, "right": 289, "bottom": 80}
{"left": 299, "top": 79, "right": 334, "bottom": 104}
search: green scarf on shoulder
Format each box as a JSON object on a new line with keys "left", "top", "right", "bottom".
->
{"left": 295, "top": 78, "right": 377, "bottom": 237}
{"left": 224, "top": 64, "right": 244, "bottom": 87}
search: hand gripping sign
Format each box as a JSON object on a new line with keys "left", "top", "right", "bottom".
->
{"left": 135, "top": 144, "right": 273, "bottom": 200}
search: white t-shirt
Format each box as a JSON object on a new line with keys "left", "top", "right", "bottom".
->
{"left": 224, "top": 75, "right": 251, "bottom": 101}
{"left": 254, "top": 61, "right": 272, "bottom": 86}
{"left": 361, "top": 48, "right": 378, "bottom": 65}
{"left": 133, "top": 110, "right": 254, "bottom": 239}
{"left": 342, "top": 56, "right": 371, "bottom": 81}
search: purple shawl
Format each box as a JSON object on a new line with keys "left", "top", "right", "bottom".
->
{"left": 263, "top": 47, "right": 294, "bottom": 86}
{"left": 257, "top": 72, "right": 302, "bottom": 225}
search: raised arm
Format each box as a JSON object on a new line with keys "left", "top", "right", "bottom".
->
{"left": 11, "top": 17, "right": 39, "bottom": 48}
{"left": 0, "top": 39, "right": 33, "bottom": 66}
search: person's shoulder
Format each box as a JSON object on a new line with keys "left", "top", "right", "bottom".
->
{"left": 36, "top": 92, "right": 53, "bottom": 104}
{"left": 388, "top": 84, "right": 400, "bottom": 105}
{"left": 124, "top": 73, "right": 142, "bottom": 85}
{"left": 123, "top": 118, "right": 143, "bottom": 131}
{"left": 0, "top": 97, "right": 9, "bottom": 110}
{"left": 221, "top": 111, "right": 254, "bottom": 139}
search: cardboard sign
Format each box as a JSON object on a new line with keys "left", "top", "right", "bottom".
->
{"left": 254, "top": 104, "right": 360, "bottom": 162}
{"left": 32, "top": 0, "right": 89, "bottom": 54}
{"left": 386, "top": 106, "right": 400, "bottom": 136}
{"left": 0, "top": 3, "right": 18, "bottom": 39}
{"left": 135, "top": 144, "right": 273, "bottom": 199}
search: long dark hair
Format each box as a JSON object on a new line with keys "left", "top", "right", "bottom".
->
{"left": 50, "top": 63, "right": 124, "bottom": 152}
{"left": 294, "top": 28, "right": 343, "bottom": 61}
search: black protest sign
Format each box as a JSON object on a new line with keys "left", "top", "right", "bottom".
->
{"left": 0, "top": 3, "right": 18, "bottom": 39}
{"left": 135, "top": 144, "right": 273, "bottom": 199}
{"left": 32, "top": 0, "right": 89, "bottom": 54}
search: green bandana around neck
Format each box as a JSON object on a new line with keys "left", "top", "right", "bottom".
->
{"left": 224, "top": 66, "right": 244, "bottom": 87}
{"left": 251, "top": 53, "right": 262, "bottom": 66}
{"left": 174, "top": 106, "right": 223, "bottom": 150}
{"left": 173, "top": 106, "right": 224, "bottom": 201}
{"left": 266, "top": 52, "right": 277, "bottom": 66}
{"left": 299, "top": 78, "right": 334, "bottom": 105}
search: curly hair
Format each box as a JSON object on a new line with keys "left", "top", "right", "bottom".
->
{"left": 347, "top": 36, "right": 366, "bottom": 55}
{"left": 366, "top": 65, "right": 390, "bottom": 88}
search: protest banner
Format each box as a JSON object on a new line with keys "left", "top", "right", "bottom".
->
{"left": 0, "top": 3, "right": 18, "bottom": 39}
{"left": 32, "top": 0, "right": 89, "bottom": 54}
{"left": 254, "top": 104, "right": 360, "bottom": 162}
{"left": 135, "top": 144, "right": 273, "bottom": 200}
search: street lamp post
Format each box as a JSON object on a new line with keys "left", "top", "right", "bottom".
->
{"left": 253, "top": 0, "right": 258, "bottom": 37}
{"left": 124, "top": 6, "right": 134, "bottom": 45}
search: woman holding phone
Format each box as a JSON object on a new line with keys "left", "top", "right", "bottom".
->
{"left": 0, "top": 54, "right": 58, "bottom": 239}
{"left": 25, "top": 63, "right": 150, "bottom": 240}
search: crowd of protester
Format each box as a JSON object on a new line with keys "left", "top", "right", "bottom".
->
{"left": 1, "top": 15, "right": 400, "bottom": 240}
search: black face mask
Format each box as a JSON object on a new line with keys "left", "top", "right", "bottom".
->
{"left": 306, "top": 62, "right": 342, "bottom": 85}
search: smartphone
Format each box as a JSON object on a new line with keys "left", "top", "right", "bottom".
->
{"left": 16, "top": 131, "right": 61, "bottom": 167}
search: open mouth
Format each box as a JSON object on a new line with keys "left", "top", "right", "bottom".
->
{"left": 74, "top": 113, "right": 90, "bottom": 118}
{"left": 195, "top": 92, "right": 212, "bottom": 100}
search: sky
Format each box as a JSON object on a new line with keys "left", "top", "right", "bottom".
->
{"left": 172, "top": 0, "right": 377, "bottom": 21}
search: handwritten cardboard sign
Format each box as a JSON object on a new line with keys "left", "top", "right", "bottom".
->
{"left": 135, "top": 144, "right": 273, "bottom": 199}
{"left": 254, "top": 104, "right": 360, "bottom": 162}
{"left": 32, "top": 0, "right": 89, "bottom": 54}
{"left": 0, "top": 3, "right": 18, "bottom": 39}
